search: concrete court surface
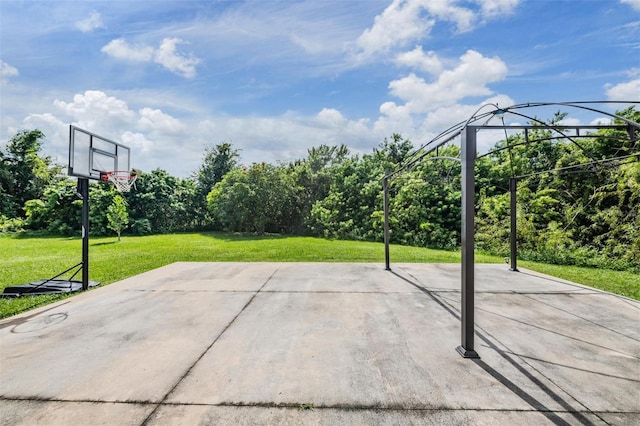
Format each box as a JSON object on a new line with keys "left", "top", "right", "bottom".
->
{"left": 0, "top": 262, "right": 638, "bottom": 425}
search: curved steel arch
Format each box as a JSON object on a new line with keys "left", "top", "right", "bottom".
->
{"left": 382, "top": 101, "right": 640, "bottom": 359}
{"left": 385, "top": 101, "right": 639, "bottom": 181}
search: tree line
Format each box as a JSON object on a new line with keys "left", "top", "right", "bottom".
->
{"left": 1, "top": 107, "right": 638, "bottom": 272}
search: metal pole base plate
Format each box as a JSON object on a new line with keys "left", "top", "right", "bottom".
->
{"left": 456, "top": 345, "right": 480, "bottom": 359}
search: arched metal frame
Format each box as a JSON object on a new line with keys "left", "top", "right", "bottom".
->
{"left": 382, "top": 101, "right": 640, "bottom": 359}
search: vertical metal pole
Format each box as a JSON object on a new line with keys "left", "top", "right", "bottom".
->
{"left": 456, "top": 126, "right": 479, "bottom": 359}
{"left": 509, "top": 177, "right": 519, "bottom": 272}
{"left": 383, "top": 177, "right": 391, "bottom": 270}
{"left": 80, "top": 178, "right": 90, "bottom": 291}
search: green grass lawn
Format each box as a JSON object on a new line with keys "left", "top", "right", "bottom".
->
{"left": 1, "top": 232, "right": 638, "bottom": 319}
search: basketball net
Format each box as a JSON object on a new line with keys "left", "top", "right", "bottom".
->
{"left": 101, "top": 171, "right": 138, "bottom": 192}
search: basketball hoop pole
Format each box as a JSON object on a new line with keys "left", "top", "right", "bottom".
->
{"left": 77, "top": 178, "right": 90, "bottom": 291}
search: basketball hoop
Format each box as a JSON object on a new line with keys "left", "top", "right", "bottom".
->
{"left": 101, "top": 171, "right": 138, "bottom": 192}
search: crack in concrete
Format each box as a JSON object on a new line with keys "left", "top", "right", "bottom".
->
{"left": 3, "top": 396, "right": 637, "bottom": 416}
{"left": 139, "top": 264, "right": 283, "bottom": 425}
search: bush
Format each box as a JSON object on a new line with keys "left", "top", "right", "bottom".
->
{"left": 47, "top": 220, "right": 75, "bottom": 237}
{"left": 0, "top": 215, "right": 25, "bottom": 234}
{"left": 132, "top": 218, "right": 152, "bottom": 235}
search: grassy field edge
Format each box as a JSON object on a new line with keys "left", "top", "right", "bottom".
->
{"left": 1, "top": 232, "right": 638, "bottom": 319}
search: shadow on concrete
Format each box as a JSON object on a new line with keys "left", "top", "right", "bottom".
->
{"left": 389, "top": 269, "right": 597, "bottom": 426}
{"left": 503, "top": 352, "right": 640, "bottom": 384}
{"left": 0, "top": 302, "right": 70, "bottom": 331}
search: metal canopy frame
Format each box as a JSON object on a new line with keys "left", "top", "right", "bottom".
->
{"left": 507, "top": 152, "right": 639, "bottom": 272}
{"left": 382, "top": 101, "right": 640, "bottom": 359}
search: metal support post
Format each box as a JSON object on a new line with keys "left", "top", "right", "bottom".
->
{"left": 509, "top": 177, "right": 519, "bottom": 272}
{"left": 456, "top": 126, "right": 479, "bottom": 359}
{"left": 78, "top": 178, "right": 90, "bottom": 291}
{"left": 383, "top": 177, "right": 391, "bottom": 270}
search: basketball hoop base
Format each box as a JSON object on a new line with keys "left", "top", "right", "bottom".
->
{"left": 0, "top": 262, "right": 100, "bottom": 298}
{"left": 1, "top": 280, "right": 100, "bottom": 298}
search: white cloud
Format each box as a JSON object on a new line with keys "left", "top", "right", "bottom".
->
{"left": 419, "top": 94, "right": 515, "bottom": 134}
{"left": 101, "top": 39, "right": 154, "bottom": 62}
{"left": 14, "top": 87, "right": 519, "bottom": 177}
{"left": 121, "top": 131, "right": 154, "bottom": 154}
{"left": 475, "top": 0, "right": 519, "bottom": 18}
{"left": 50, "top": 91, "right": 190, "bottom": 143}
{"left": 620, "top": 0, "right": 640, "bottom": 11}
{"left": 605, "top": 78, "right": 640, "bottom": 101}
{"left": 371, "top": 94, "right": 517, "bottom": 152}
{"left": 424, "top": 0, "right": 475, "bottom": 32}
{"left": 558, "top": 117, "right": 582, "bottom": 126}
{"left": 590, "top": 117, "right": 612, "bottom": 125}
{"left": 138, "top": 107, "right": 185, "bottom": 134}
{"left": 373, "top": 101, "right": 416, "bottom": 139}
{"left": 23, "top": 91, "right": 186, "bottom": 172}
{"left": 53, "top": 90, "right": 137, "bottom": 132}
{"left": 19, "top": 90, "right": 373, "bottom": 175}
{"left": 153, "top": 38, "right": 201, "bottom": 79}
{"left": 356, "top": 0, "right": 520, "bottom": 58}
{"left": 315, "top": 108, "right": 347, "bottom": 127}
{"left": 386, "top": 50, "right": 508, "bottom": 114}
{"left": 1, "top": 60, "right": 19, "bottom": 84}
{"left": 20, "top": 112, "right": 71, "bottom": 166}
{"left": 75, "top": 11, "right": 104, "bottom": 33}
{"left": 395, "top": 46, "right": 443, "bottom": 75}
{"left": 217, "top": 110, "right": 374, "bottom": 160}
{"left": 101, "top": 37, "right": 200, "bottom": 78}
{"left": 375, "top": 45, "right": 512, "bottom": 149}
{"left": 23, "top": 113, "right": 67, "bottom": 145}
{"left": 356, "top": 0, "right": 435, "bottom": 57}
{"left": 23, "top": 112, "right": 65, "bottom": 129}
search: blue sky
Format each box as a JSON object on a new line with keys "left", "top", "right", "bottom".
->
{"left": 1, "top": 0, "right": 639, "bottom": 177}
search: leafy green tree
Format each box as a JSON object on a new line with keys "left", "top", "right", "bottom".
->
{"left": 15, "top": 176, "right": 82, "bottom": 236}
{"left": 196, "top": 142, "right": 239, "bottom": 192}
{"left": 174, "top": 177, "right": 200, "bottom": 231}
{"left": 107, "top": 194, "right": 129, "bottom": 241}
{"left": 475, "top": 107, "right": 639, "bottom": 271}
{"left": 308, "top": 135, "right": 414, "bottom": 241}
{"left": 288, "top": 144, "right": 349, "bottom": 233}
{"left": 125, "top": 169, "right": 175, "bottom": 233}
{"left": 207, "top": 169, "right": 251, "bottom": 232}
{"left": 0, "top": 151, "right": 13, "bottom": 218}
{"left": 386, "top": 146, "right": 462, "bottom": 249}
{"left": 89, "top": 183, "right": 118, "bottom": 235}
{"left": 0, "top": 129, "right": 61, "bottom": 218}
{"left": 194, "top": 142, "right": 239, "bottom": 229}
{"left": 125, "top": 169, "right": 197, "bottom": 233}
{"left": 207, "top": 162, "right": 299, "bottom": 234}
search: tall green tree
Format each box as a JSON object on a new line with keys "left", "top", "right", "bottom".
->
{"left": 107, "top": 194, "right": 129, "bottom": 241}
{"left": 0, "top": 150, "right": 12, "bottom": 217}
{"left": 124, "top": 169, "right": 197, "bottom": 233}
{"left": 89, "top": 183, "right": 119, "bottom": 236}
{"left": 194, "top": 142, "right": 239, "bottom": 229}
{"left": 386, "top": 146, "right": 462, "bottom": 249}
{"left": 125, "top": 169, "right": 178, "bottom": 233}
{"left": 308, "top": 135, "right": 414, "bottom": 241}
{"left": 288, "top": 144, "right": 349, "bottom": 233}
{"left": 0, "top": 129, "right": 60, "bottom": 218}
